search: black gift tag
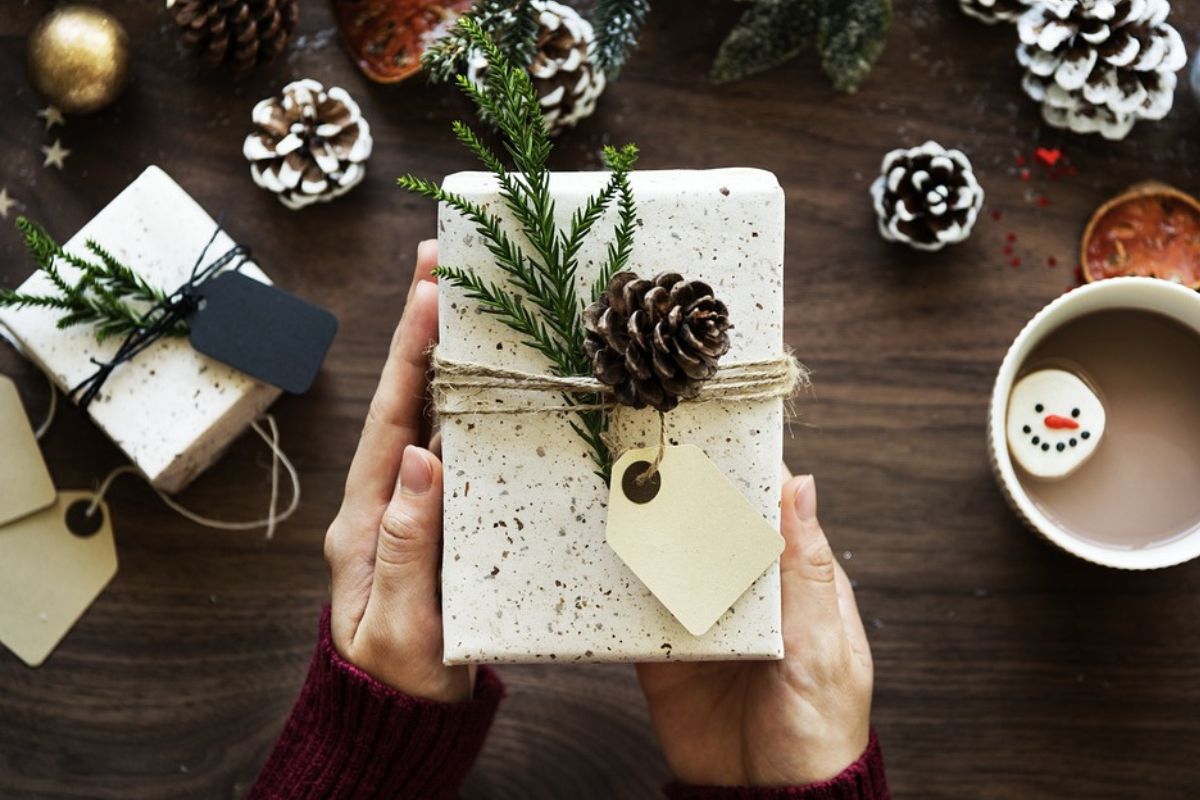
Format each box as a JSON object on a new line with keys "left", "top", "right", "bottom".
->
{"left": 187, "top": 272, "right": 337, "bottom": 394}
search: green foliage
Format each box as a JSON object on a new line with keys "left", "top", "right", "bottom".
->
{"left": 399, "top": 17, "right": 640, "bottom": 481}
{"left": 0, "top": 217, "right": 178, "bottom": 342}
{"left": 593, "top": 0, "right": 651, "bottom": 77}
{"left": 711, "top": 0, "right": 891, "bottom": 93}
{"left": 422, "top": 0, "right": 539, "bottom": 83}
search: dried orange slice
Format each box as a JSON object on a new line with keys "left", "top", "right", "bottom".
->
{"left": 332, "top": 0, "right": 473, "bottom": 84}
{"left": 1081, "top": 182, "right": 1200, "bottom": 289}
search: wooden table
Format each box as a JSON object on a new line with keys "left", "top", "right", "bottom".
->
{"left": 3, "top": 1, "right": 1199, "bottom": 797}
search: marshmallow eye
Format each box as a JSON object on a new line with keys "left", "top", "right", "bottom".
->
{"left": 1007, "top": 370, "right": 1106, "bottom": 480}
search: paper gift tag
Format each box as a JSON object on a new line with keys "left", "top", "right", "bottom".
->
{"left": 187, "top": 271, "right": 338, "bottom": 394}
{"left": 606, "top": 445, "right": 785, "bottom": 637}
{"left": 0, "top": 375, "right": 56, "bottom": 527}
{"left": 0, "top": 492, "right": 118, "bottom": 667}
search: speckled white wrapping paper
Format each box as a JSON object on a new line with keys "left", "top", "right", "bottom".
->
{"left": 0, "top": 166, "right": 281, "bottom": 493}
{"left": 438, "top": 168, "right": 786, "bottom": 663}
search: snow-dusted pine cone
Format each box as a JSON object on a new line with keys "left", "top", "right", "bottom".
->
{"left": 467, "top": 0, "right": 606, "bottom": 136}
{"left": 583, "top": 271, "right": 732, "bottom": 413}
{"left": 960, "top": 0, "right": 1031, "bottom": 24}
{"left": 168, "top": 0, "right": 298, "bottom": 73}
{"left": 870, "top": 141, "right": 985, "bottom": 252}
{"left": 242, "top": 79, "right": 373, "bottom": 210}
{"left": 1017, "top": 0, "right": 1187, "bottom": 140}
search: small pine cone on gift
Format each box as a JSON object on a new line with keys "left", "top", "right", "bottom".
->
{"left": 467, "top": 0, "right": 606, "bottom": 136}
{"left": 583, "top": 272, "right": 732, "bottom": 413}
{"left": 870, "top": 141, "right": 985, "bottom": 252}
{"left": 960, "top": 0, "right": 1031, "bottom": 24}
{"left": 1017, "top": 0, "right": 1187, "bottom": 140}
{"left": 167, "top": 0, "right": 299, "bottom": 73}
{"left": 242, "top": 79, "right": 374, "bottom": 210}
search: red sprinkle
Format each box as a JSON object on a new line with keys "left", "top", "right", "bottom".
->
{"left": 1035, "top": 147, "right": 1063, "bottom": 167}
{"left": 1036, "top": 195, "right": 1053, "bottom": 207}
{"left": 1011, "top": 257, "right": 1022, "bottom": 268}
{"left": 1020, "top": 169, "right": 1032, "bottom": 182}
{"left": 991, "top": 209, "right": 1003, "bottom": 221}
{"left": 1006, "top": 232, "right": 1017, "bottom": 242}
{"left": 1048, "top": 256, "right": 1058, "bottom": 267}
{"left": 1015, "top": 154, "right": 1027, "bottom": 166}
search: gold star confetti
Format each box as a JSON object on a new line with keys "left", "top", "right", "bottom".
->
{"left": 36, "top": 105, "right": 66, "bottom": 131}
{"left": 42, "top": 138, "right": 71, "bottom": 170}
{"left": 0, "top": 188, "right": 15, "bottom": 219}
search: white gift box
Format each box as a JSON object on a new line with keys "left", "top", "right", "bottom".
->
{"left": 438, "top": 168, "right": 787, "bottom": 663}
{"left": 0, "top": 166, "right": 281, "bottom": 493}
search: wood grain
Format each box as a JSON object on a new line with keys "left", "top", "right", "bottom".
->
{"left": 2, "top": 1, "right": 1200, "bottom": 797}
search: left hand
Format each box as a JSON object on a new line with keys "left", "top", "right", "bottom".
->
{"left": 321, "top": 240, "right": 472, "bottom": 702}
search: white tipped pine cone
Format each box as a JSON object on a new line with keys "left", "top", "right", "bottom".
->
{"left": 960, "top": 0, "right": 1032, "bottom": 24}
{"left": 1017, "top": 0, "right": 1187, "bottom": 140}
{"left": 467, "top": 0, "right": 606, "bottom": 136}
{"left": 242, "top": 79, "right": 373, "bottom": 210}
{"left": 870, "top": 141, "right": 985, "bottom": 252}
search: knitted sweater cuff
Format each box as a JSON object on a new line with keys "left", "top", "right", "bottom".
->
{"left": 249, "top": 607, "right": 504, "bottom": 800}
{"left": 663, "top": 730, "right": 889, "bottom": 800}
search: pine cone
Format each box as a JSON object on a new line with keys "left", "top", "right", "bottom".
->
{"left": 583, "top": 272, "right": 732, "bottom": 413}
{"left": 1017, "top": 0, "right": 1187, "bottom": 140}
{"left": 467, "top": 0, "right": 606, "bottom": 136}
{"left": 242, "top": 79, "right": 374, "bottom": 211}
{"left": 168, "top": 0, "right": 298, "bottom": 73}
{"left": 960, "top": 0, "right": 1031, "bottom": 24}
{"left": 870, "top": 141, "right": 985, "bottom": 252}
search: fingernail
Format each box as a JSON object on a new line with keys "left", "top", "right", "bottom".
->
{"left": 400, "top": 446, "right": 433, "bottom": 496}
{"left": 792, "top": 475, "right": 816, "bottom": 521}
{"left": 417, "top": 239, "right": 436, "bottom": 261}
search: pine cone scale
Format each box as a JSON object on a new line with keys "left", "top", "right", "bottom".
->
{"left": 170, "top": 0, "right": 297, "bottom": 74}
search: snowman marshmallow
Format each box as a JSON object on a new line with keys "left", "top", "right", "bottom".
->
{"left": 1006, "top": 369, "right": 1106, "bottom": 480}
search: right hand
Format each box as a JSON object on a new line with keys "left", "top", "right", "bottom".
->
{"left": 637, "top": 473, "right": 874, "bottom": 787}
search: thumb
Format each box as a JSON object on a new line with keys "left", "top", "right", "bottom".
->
{"left": 369, "top": 445, "right": 444, "bottom": 621}
{"left": 779, "top": 475, "right": 844, "bottom": 651}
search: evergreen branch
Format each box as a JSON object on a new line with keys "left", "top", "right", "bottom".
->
{"left": 592, "top": 0, "right": 650, "bottom": 77}
{"left": 592, "top": 144, "right": 639, "bottom": 302}
{"left": 422, "top": 0, "right": 539, "bottom": 83}
{"left": 2, "top": 216, "right": 183, "bottom": 343}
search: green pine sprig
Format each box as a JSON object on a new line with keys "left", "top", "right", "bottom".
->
{"left": 400, "top": 17, "right": 639, "bottom": 481}
{"left": 0, "top": 217, "right": 179, "bottom": 342}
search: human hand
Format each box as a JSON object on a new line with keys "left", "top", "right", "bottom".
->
{"left": 636, "top": 472, "right": 873, "bottom": 787}
{"left": 322, "top": 241, "right": 472, "bottom": 703}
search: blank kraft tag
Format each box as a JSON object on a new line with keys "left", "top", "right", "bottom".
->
{"left": 187, "top": 271, "right": 338, "bottom": 394}
{"left": 606, "top": 445, "right": 784, "bottom": 637}
{"left": 0, "top": 492, "right": 118, "bottom": 667}
{"left": 0, "top": 375, "right": 56, "bottom": 527}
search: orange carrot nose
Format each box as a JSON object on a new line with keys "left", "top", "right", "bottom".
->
{"left": 1044, "top": 414, "right": 1079, "bottom": 430}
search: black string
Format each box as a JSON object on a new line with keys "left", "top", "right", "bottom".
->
{"left": 68, "top": 222, "right": 252, "bottom": 413}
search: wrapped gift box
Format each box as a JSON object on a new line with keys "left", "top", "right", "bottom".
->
{"left": 0, "top": 166, "right": 281, "bottom": 493}
{"left": 438, "top": 168, "right": 786, "bottom": 663}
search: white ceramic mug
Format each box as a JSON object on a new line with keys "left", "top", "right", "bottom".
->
{"left": 988, "top": 277, "right": 1200, "bottom": 569}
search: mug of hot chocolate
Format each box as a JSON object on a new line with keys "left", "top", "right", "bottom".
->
{"left": 989, "top": 277, "right": 1200, "bottom": 569}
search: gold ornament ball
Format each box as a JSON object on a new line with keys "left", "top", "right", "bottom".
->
{"left": 27, "top": 5, "right": 130, "bottom": 115}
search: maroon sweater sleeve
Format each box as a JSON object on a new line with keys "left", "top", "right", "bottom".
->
{"left": 664, "top": 730, "right": 889, "bottom": 800}
{"left": 248, "top": 608, "right": 504, "bottom": 800}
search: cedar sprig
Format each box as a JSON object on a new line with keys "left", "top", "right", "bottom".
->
{"left": 0, "top": 217, "right": 180, "bottom": 342}
{"left": 593, "top": 0, "right": 650, "bottom": 77}
{"left": 399, "top": 17, "right": 639, "bottom": 480}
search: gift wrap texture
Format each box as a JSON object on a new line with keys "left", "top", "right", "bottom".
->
{"left": 438, "top": 168, "right": 786, "bottom": 663}
{"left": 0, "top": 166, "right": 281, "bottom": 493}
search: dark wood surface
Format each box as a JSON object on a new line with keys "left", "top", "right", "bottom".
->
{"left": 3, "top": 1, "right": 1200, "bottom": 797}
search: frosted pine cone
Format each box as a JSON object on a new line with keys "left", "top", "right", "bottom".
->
{"left": 960, "top": 0, "right": 1031, "bottom": 24}
{"left": 467, "top": 0, "right": 606, "bottom": 136}
{"left": 583, "top": 272, "right": 732, "bottom": 413}
{"left": 1017, "top": 0, "right": 1187, "bottom": 140}
{"left": 242, "top": 79, "right": 373, "bottom": 210}
{"left": 870, "top": 141, "right": 985, "bottom": 252}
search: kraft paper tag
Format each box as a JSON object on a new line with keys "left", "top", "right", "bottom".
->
{"left": 0, "top": 492, "right": 118, "bottom": 667}
{"left": 187, "top": 271, "right": 338, "bottom": 394}
{"left": 0, "top": 375, "right": 56, "bottom": 527}
{"left": 606, "top": 445, "right": 785, "bottom": 637}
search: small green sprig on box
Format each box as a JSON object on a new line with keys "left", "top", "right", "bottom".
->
{"left": 400, "top": 17, "right": 638, "bottom": 481}
{"left": 0, "top": 217, "right": 179, "bottom": 342}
